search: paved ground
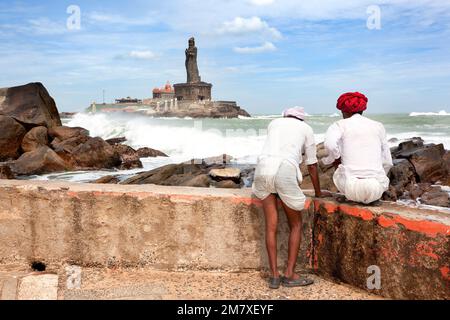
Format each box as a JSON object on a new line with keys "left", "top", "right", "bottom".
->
{"left": 1, "top": 265, "right": 381, "bottom": 300}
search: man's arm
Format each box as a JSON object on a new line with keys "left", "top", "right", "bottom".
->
{"left": 322, "top": 123, "right": 342, "bottom": 166}
{"left": 307, "top": 163, "right": 322, "bottom": 197}
{"left": 380, "top": 125, "right": 393, "bottom": 174}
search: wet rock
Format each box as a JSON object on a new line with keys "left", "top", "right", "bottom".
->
{"left": 420, "top": 188, "right": 450, "bottom": 207}
{"left": 0, "top": 164, "right": 15, "bottom": 179}
{"left": 113, "top": 144, "right": 143, "bottom": 170}
{"left": 21, "top": 126, "right": 48, "bottom": 153}
{"left": 404, "top": 144, "right": 446, "bottom": 184}
{"left": 393, "top": 137, "right": 425, "bottom": 158}
{"left": 409, "top": 183, "right": 432, "bottom": 200}
{"left": 106, "top": 137, "right": 127, "bottom": 145}
{"left": 209, "top": 168, "right": 241, "bottom": 183}
{"left": 0, "top": 115, "right": 26, "bottom": 161}
{"left": 10, "top": 146, "right": 69, "bottom": 175}
{"left": 48, "top": 126, "right": 89, "bottom": 141}
{"left": 71, "top": 137, "right": 121, "bottom": 169}
{"left": 94, "top": 175, "right": 120, "bottom": 184}
{"left": 136, "top": 147, "right": 168, "bottom": 158}
{"left": 387, "top": 159, "right": 416, "bottom": 196}
{"left": 0, "top": 82, "right": 61, "bottom": 128}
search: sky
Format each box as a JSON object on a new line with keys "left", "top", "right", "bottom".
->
{"left": 0, "top": 0, "right": 450, "bottom": 114}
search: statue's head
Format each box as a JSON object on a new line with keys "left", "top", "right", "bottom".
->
{"left": 189, "top": 37, "right": 195, "bottom": 47}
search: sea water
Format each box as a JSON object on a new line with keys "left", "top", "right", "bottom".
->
{"left": 29, "top": 111, "right": 450, "bottom": 183}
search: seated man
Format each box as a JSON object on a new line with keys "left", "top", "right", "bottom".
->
{"left": 323, "top": 92, "right": 393, "bottom": 204}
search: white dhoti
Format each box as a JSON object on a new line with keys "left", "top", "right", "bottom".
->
{"left": 333, "top": 166, "right": 389, "bottom": 204}
{"left": 252, "top": 158, "right": 306, "bottom": 211}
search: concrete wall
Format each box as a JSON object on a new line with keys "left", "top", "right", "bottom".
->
{"left": 0, "top": 180, "right": 448, "bottom": 299}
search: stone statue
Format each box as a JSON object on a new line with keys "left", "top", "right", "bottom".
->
{"left": 185, "top": 37, "right": 201, "bottom": 83}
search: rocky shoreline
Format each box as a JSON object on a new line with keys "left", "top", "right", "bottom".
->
{"left": 1, "top": 82, "right": 449, "bottom": 208}
{"left": 0, "top": 83, "right": 168, "bottom": 179}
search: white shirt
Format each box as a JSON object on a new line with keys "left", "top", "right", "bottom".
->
{"left": 256, "top": 117, "right": 318, "bottom": 183}
{"left": 323, "top": 114, "right": 393, "bottom": 179}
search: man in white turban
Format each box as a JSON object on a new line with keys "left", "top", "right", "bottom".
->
{"left": 253, "top": 107, "right": 328, "bottom": 289}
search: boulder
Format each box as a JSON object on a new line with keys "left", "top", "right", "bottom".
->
{"left": 0, "top": 82, "right": 61, "bottom": 128}
{"left": 402, "top": 144, "right": 447, "bottom": 184}
{"left": 106, "top": 137, "right": 127, "bottom": 145}
{"left": 94, "top": 175, "right": 120, "bottom": 184}
{"left": 136, "top": 147, "right": 168, "bottom": 158}
{"left": 387, "top": 159, "right": 416, "bottom": 196}
{"left": 10, "top": 146, "right": 69, "bottom": 175}
{"left": 71, "top": 137, "right": 121, "bottom": 169}
{"left": 215, "top": 180, "right": 241, "bottom": 189}
{"left": 0, "top": 164, "right": 15, "bottom": 179}
{"left": 409, "top": 183, "right": 432, "bottom": 200}
{"left": 21, "top": 126, "right": 48, "bottom": 153}
{"left": 113, "top": 144, "right": 143, "bottom": 170}
{"left": 48, "top": 126, "right": 89, "bottom": 141}
{"left": 393, "top": 137, "right": 425, "bottom": 158}
{"left": 209, "top": 168, "right": 241, "bottom": 183}
{"left": 420, "top": 189, "right": 450, "bottom": 207}
{"left": 0, "top": 115, "right": 26, "bottom": 161}
{"left": 121, "top": 161, "right": 217, "bottom": 187}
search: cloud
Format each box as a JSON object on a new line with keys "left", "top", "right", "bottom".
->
{"left": 128, "top": 50, "right": 157, "bottom": 60}
{"left": 234, "top": 41, "right": 277, "bottom": 54}
{"left": 88, "top": 12, "right": 155, "bottom": 26}
{"left": 218, "top": 16, "right": 282, "bottom": 39}
{"left": 248, "top": 0, "right": 275, "bottom": 6}
{"left": 27, "top": 18, "right": 67, "bottom": 35}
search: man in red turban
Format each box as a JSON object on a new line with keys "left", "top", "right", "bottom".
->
{"left": 323, "top": 92, "right": 393, "bottom": 204}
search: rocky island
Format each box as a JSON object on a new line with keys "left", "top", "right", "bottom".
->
{"left": 86, "top": 37, "right": 251, "bottom": 119}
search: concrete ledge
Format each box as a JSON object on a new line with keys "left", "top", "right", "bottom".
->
{"left": 0, "top": 179, "right": 449, "bottom": 299}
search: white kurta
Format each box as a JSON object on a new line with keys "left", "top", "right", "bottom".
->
{"left": 323, "top": 114, "right": 393, "bottom": 204}
{"left": 252, "top": 117, "right": 318, "bottom": 210}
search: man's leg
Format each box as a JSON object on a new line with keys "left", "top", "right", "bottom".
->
{"left": 262, "top": 194, "right": 279, "bottom": 279}
{"left": 281, "top": 202, "right": 302, "bottom": 280}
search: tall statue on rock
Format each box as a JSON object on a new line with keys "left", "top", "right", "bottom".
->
{"left": 185, "top": 37, "right": 201, "bottom": 83}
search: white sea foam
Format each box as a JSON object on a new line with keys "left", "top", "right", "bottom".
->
{"left": 409, "top": 110, "right": 450, "bottom": 117}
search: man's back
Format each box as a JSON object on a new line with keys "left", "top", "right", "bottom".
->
{"left": 325, "top": 114, "right": 392, "bottom": 178}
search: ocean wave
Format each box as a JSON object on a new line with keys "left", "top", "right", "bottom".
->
{"left": 409, "top": 110, "right": 450, "bottom": 117}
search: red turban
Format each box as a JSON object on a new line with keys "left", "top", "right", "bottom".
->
{"left": 337, "top": 92, "right": 368, "bottom": 113}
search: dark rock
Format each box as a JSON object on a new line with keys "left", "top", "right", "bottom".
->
{"left": 59, "top": 112, "right": 77, "bottom": 119}
{"left": 388, "top": 159, "right": 416, "bottom": 196}
{"left": 382, "top": 186, "right": 398, "bottom": 202}
{"left": 0, "top": 164, "right": 15, "bottom": 179}
{"left": 10, "top": 146, "right": 69, "bottom": 175}
{"left": 71, "top": 137, "right": 121, "bottom": 169}
{"left": 113, "top": 144, "right": 143, "bottom": 170}
{"left": 106, "top": 137, "right": 127, "bottom": 145}
{"left": 94, "top": 175, "right": 120, "bottom": 184}
{"left": 420, "top": 189, "right": 450, "bottom": 207}
{"left": 136, "top": 147, "right": 168, "bottom": 158}
{"left": 409, "top": 183, "right": 432, "bottom": 200}
{"left": 21, "top": 126, "right": 48, "bottom": 153}
{"left": 215, "top": 180, "right": 241, "bottom": 189}
{"left": 0, "top": 115, "right": 26, "bottom": 161}
{"left": 393, "top": 137, "right": 425, "bottom": 158}
{"left": 405, "top": 144, "right": 446, "bottom": 184}
{"left": 48, "top": 126, "right": 89, "bottom": 141}
{"left": 0, "top": 82, "right": 61, "bottom": 128}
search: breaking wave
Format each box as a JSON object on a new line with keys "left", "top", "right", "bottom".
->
{"left": 409, "top": 110, "right": 450, "bottom": 117}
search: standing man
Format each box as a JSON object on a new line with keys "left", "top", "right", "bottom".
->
{"left": 253, "top": 107, "right": 325, "bottom": 289}
{"left": 323, "top": 92, "right": 393, "bottom": 204}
